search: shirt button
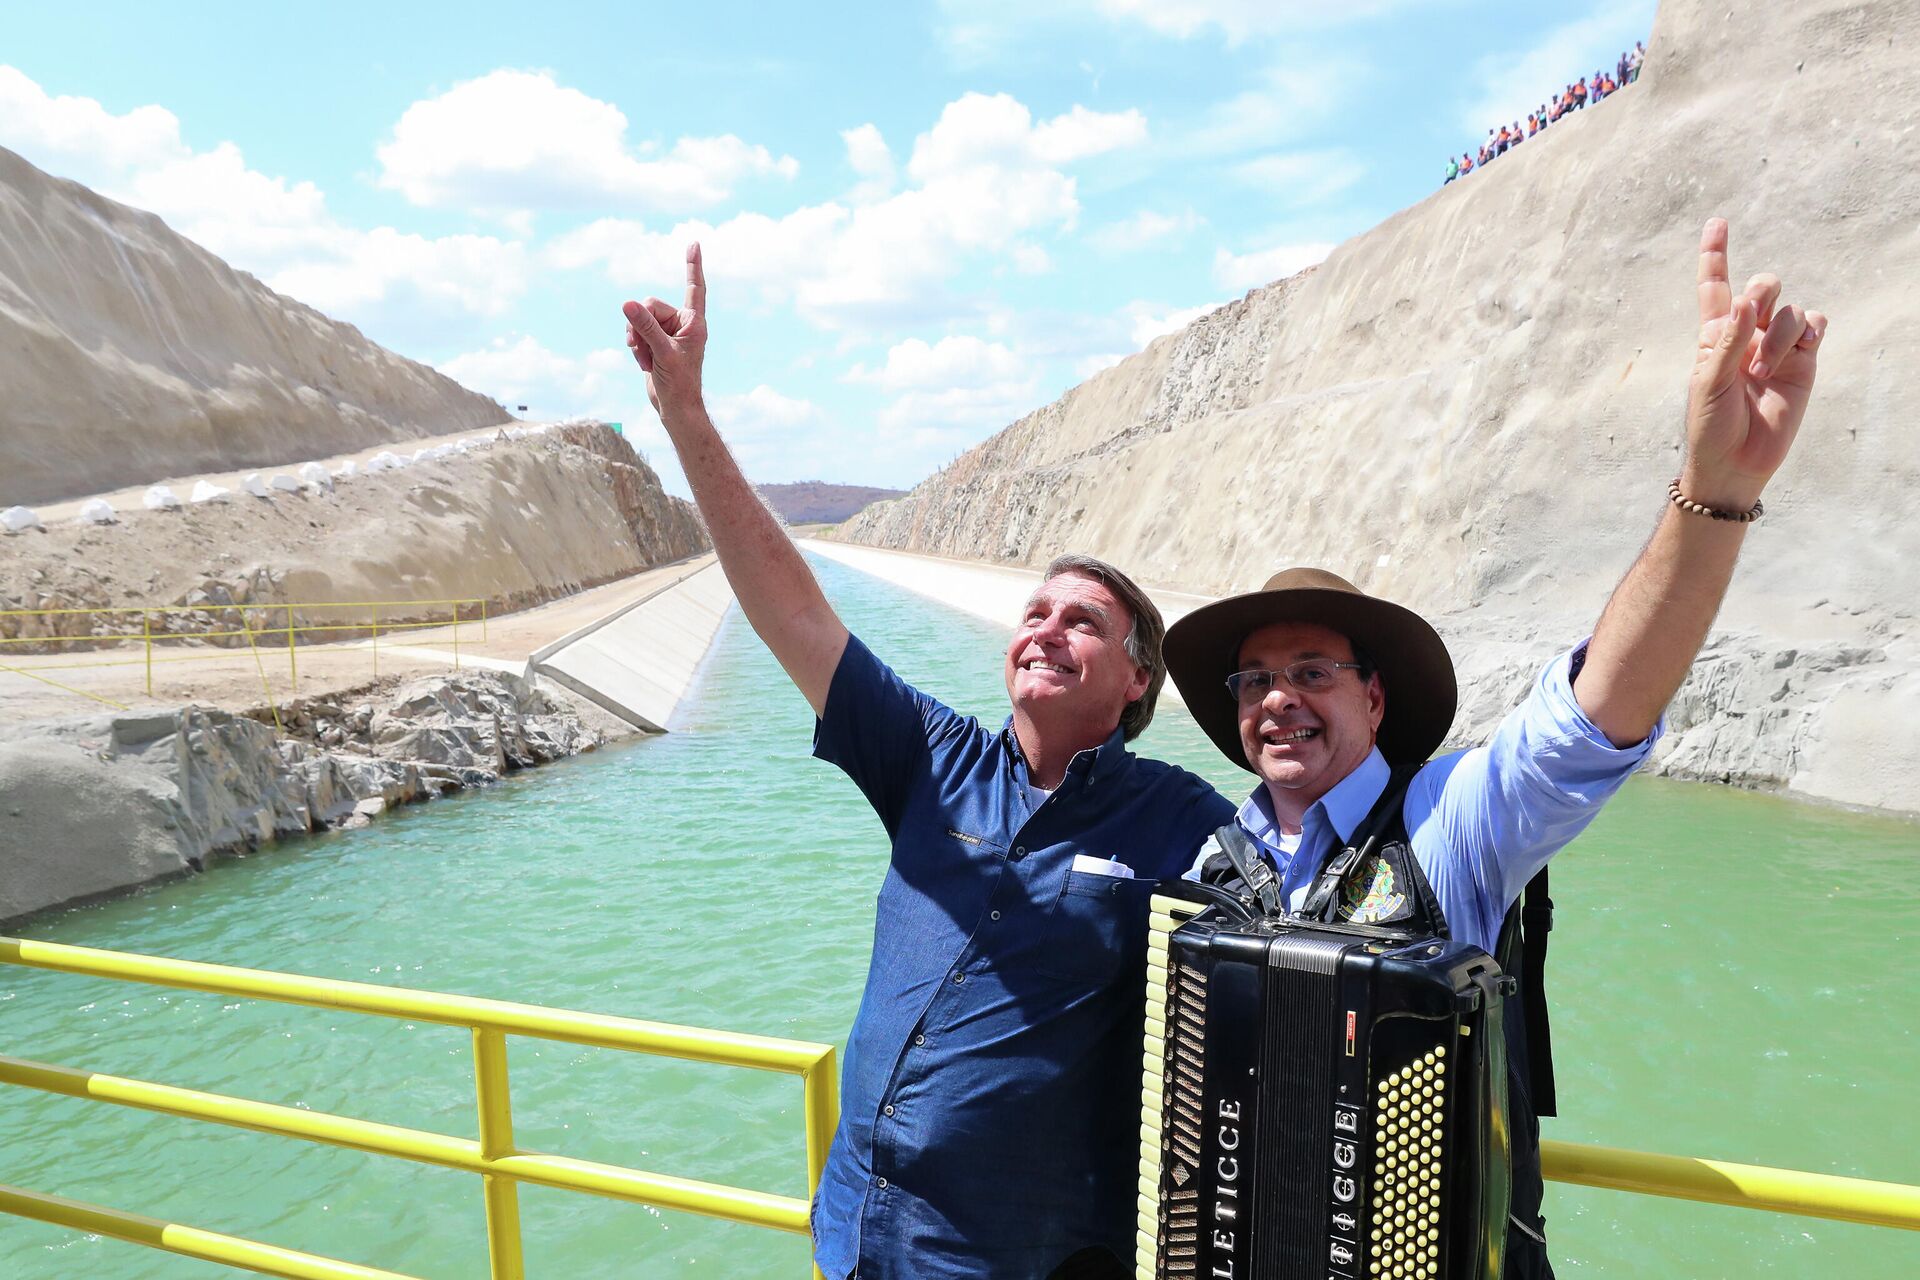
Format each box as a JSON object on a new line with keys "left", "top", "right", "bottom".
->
{"left": 876, "top": 1177, "right": 888, "bottom": 1189}
{"left": 914, "top": 1034, "right": 926, "bottom": 1046}
{"left": 990, "top": 910, "right": 1001, "bottom": 921}
{"left": 884, "top": 1104, "right": 895, "bottom": 1117}
{"left": 1011, "top": 845, "right": 1027, "bottom": 861}
{"left": 952, "top": 972, "right": 965, "bottom": 984}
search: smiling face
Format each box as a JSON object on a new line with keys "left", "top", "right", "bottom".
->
{"left": 1234, "top": 621, "right": 1385, "bottom": 828}
{"left": 1005, "top": 571, "right": 1150, "bottom": 744}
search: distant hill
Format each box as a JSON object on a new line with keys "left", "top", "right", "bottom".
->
{"left": 756, "top": 481, "right": 906, "bottom": 525}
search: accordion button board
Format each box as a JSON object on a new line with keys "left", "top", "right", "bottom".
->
{"left": 1139, "top": 890, "right": 1513, "bottom": 1280}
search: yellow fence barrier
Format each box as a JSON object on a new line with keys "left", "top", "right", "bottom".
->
{"left": 0, "top": 598, "right": 488, "bottom": 727}
{"left": 0, "top": 936, "right": 838, "bottom": 1280}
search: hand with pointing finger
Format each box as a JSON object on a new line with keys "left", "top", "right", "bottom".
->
{"left": 623, "top": 242, "right": 709, "bottom": 428}
{"left": 1682, "top": 218, "right": 1828, "bottom": 512}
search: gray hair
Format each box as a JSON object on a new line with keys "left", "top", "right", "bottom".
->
{"left": 1043, "top": 553, "right": 1166, "bottom": 741}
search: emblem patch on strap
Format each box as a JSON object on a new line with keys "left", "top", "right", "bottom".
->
{"left": 1336, "top": 850, "right": 1410, "bottom": 923}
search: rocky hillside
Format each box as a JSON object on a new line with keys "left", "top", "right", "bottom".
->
{"left": 0, "top": 422, "right": 707, "bottom": 646}
{"left": 0, "top": 145, "right": 507, "bottom": 507}
{"left": 839, "top": 0, "right": 1920, "bottom": 816}
{"left": 756, "top": 481, "right": 907, "bottom": 525}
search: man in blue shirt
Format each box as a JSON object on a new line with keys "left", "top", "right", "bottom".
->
{"left": 1160, "top": 217, "right": 1827, "bottom": 1276}
{"left": 622, "top": 249, "right": 1233, "bottom": 1278}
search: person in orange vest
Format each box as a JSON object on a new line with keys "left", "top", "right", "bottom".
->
{"left": 1460, "top": 152, "right": 1475, "bottom": 176}
{"left": 1527, "top": 113, "right": 1540, "bottom": 137}
{"left": 1574, "top": 76, "right": 1588, "bottom": 108}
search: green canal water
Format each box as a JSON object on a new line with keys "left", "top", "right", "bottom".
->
{"left": 3, "top": 554, "right": 1917, "bottom": 1278}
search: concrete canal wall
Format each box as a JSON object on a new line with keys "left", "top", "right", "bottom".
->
{"left": 0, "top": 563, "right": 738, "bottom": 926}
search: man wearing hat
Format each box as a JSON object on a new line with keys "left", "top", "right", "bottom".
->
{"left": 1161, "top": 218, "right": 1826, "bottom": 1276}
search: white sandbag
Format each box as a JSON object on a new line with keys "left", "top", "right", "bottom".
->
{"left": 142, "top": 485, "right": 182, "bottom": 511}
{"left": 333, "top": 460, "right": 359, "bottom": 480}
{"left": 298, "top": 462, "right": 332, "bottom": 488}
{"left": 268, "top": 474, "right": 302, "bottom": 493}
{"left": 76, "top": 498, "right": 117, "bottom": 524}
{"left": 190, "top": 480, "right": 231, "bottom": 503}
{"left": 1, "top": 505, "right": 42, "bottom": 533}
{"left": 243, "top": 472, "right": 272, "bottom": 497}
{"left": 365, "top": 451, "right": 405, "bottom": 472}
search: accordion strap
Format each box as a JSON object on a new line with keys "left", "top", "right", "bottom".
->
{"left": 1212, "top": 823, "right": 1285, "bottom": 916}
{"left": 1500, "top": 867, "right": 1559, "bottom": 1117}
{"left": 1299, "top": 762, "right": 1425, "bottom": 925}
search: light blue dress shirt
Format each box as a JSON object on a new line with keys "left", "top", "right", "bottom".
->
{"left": 1185, "top": 641, "right": 1661, "bottom": 955}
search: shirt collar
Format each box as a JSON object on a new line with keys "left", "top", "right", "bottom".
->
{"left": 1238, "top": 746, "right": 1392, "bottom": 847}
{"left": 1001, "top": 719, "right": 1132, "bottom": 791}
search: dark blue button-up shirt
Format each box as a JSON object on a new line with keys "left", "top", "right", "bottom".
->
{"left": 809, "top": 636, "right": 1233, "bottom": 1280}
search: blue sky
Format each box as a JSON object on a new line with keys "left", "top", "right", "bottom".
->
{"left": 2, "top": 0, "right": 1652, "bottom": 495}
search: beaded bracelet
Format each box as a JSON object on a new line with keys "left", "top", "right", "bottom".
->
{"left": 1668, "top": 478, "right": 1763, "bottom": 523}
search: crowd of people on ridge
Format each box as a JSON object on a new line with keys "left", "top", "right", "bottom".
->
{"left": 1445, "top": 40, "right": 1645, "bottom": 184}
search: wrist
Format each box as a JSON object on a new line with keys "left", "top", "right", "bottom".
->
{"left": 1676, "top": 463, "right": 1766, "bottom": 513}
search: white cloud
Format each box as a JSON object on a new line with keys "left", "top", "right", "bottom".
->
{"left": 438, "top": 335, "right": 629, "bottom": 408}
{"left": 842, "top": 123, "right": 895, "bottom": 202}
{"left": 848, "top": 335, "right": 1027, "bottom": 391}
{"left": 1211, "top": 241, "right": 1334, "bottom": 291}
{"left": 1088, "top": 208, "right": 1204, "bottom": 253}
{"left": 1230, "top": 150, "right": 1367, "bottom": 206}
{"left": 1458, "top": 1, "right": 1656, "bottom": 135}
{"left": 710, "top": 385, "right": 830, "bottom": 435}
{"left": 0, "top": 66, "right": 530, "bottom": 337}
{"left": 0, "top": 65, "right": 188, "bottom": 180}
{"left": 549, "top": 91, "right": 1148, "bottom": 331}
{"left": 376, "top": 69, "right": 798, "bottom": 214}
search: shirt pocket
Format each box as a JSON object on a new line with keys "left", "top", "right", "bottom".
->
{"left": 1030, "top": 871, "right": 1155, "bottom": 985}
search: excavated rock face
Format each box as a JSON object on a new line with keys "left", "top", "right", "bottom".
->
{"left": 0, "top": 670, "right": 610, "bottom": 923}
{"left": 0, "top": 424, "right": 709, "bottom": 650}
{"left": 0, "top": 145, "right": 507, "bottom": 507}
{"left": 837, "top": 0, "right": 1920, "bottom": 815}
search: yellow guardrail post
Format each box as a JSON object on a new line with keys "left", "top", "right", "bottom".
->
{"left": 472, "top": 1029, "right": 526, "bottom": 1280}
{"left": 143, "top": 608, "right": 153, "bottom": 697}
{"left": 803, "top": 1050, "right": 838, "bottom": 1280}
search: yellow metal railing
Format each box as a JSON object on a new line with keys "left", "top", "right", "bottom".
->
{"left": 0, "top": 936, "right": 838, "bottom": 1280}
{"left": 4, "top": 935, "right": 1915, "bottom": 1278}
{"left": 0, "top": 598, "right": 488, "bottom": 726}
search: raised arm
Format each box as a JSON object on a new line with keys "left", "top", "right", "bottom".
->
{"left": 623, "top": 243, "right": 848, "bottom": 715}
{"left": 1576, "top": 218, "right": 1828, "bottom": 746}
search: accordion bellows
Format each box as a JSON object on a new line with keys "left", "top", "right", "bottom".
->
{"left": 1140, "top": 890, "right": 1513, "bottom": 1280}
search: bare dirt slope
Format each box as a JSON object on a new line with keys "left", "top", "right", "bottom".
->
{"left": 0, "top": 144, "right": 507, "bottom": 507}
{"left": 838, "top": 0, "right": 1920, "bottom": 815}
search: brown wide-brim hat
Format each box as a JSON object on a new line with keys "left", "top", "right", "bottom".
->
{"left": 1164, "top": 567, "right": 1456, "bottom": 773}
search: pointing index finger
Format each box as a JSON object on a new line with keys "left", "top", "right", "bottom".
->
{"left": 685, "top": 241, "right": 706, "bottom": 317}
{"left": 1697, "top": 217, "right": 1731, "bottom": 324}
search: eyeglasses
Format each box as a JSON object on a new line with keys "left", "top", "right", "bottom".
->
{"left": 1225, "top": 661, "right": 1366, "bottom": 703}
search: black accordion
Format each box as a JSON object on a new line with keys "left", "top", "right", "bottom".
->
{"left": 1138, "top": 885, "right": 1516, "bottom": 1280}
